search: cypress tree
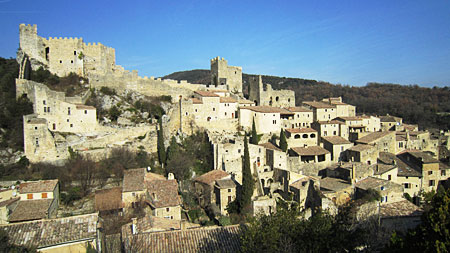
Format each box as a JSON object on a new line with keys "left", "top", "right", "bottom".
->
{"left": 250, "top": 118, "right": 258, "bottom": 145}
{"left": 241, "top": 135, "right": 254, "bottom": 212}
{"left": 157, "top": 119, "right": 166, "bottom": 167}
{"left": 166, "top": 136, "right": 179, "bottom": 162}
{"left": 279, "top": 128, "right": 288, "bottom": 152}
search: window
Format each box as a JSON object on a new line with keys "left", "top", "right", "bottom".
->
{"left": 333, "top": 131, "right": 336, "bottom": 135}
{"left": 35, "top": 138, "right": 39, "bottom": 147}
{"left": 295, "top": 134, "right": 301, "bottom": 139}
{"left": 34, "top": 127, "right": 37, "bottom": 130}
{"left": 70, "top": 124, "right": 73, "bottom": 128}
{"left": 310, "top": 134, "right": 316, "bottom": 138}
{"left": 228, "top": 196, "right": 232, "bottom": 203}
{"left": 273, "top": 120, "right": 276, "bottom": 124}
{"left": 388, "top": 175, "right": 392, "bottom": 180}
{"left": 53, "top": 123, "right": 56, "bottom": 130}
{"left": 213, "top": 108, "right": 215, "bottom": 111}
{"left": 429, "top": 180, "right": 435, "bottom": 186}
{"left": 60, "top": 60, "right": 62, "bottom": 63}
{"left": 324, "top": 131, "right": 327, "bottom": 136}
{"left": 42, "top": 193, "right": 47, "bottom": 198}
{"left": 404, "top": 183, "right": 411, "bottom": 189}
{"left": 442, "top": 170, "right": 447, "bottom": 176}
{"left": 380, "top": 186, "right": 385, "bottom": 191}
{"left": 84, "top": 110, "right": 88, "bottom": 114}
{"left": 132, "top": 192, "right": 135, "bottom": 197}
{"left": 166, "top": 208, "right": 170, "bottom": 212}
{"left": 67, "top": 119, "right": 69, "bottom": 122}
{"left": 228, "top": 189, "right": 231, "bottom": 193}
{"left": 27, "top": 194, "right": 33, "bottom": 199}
{"left": 238, "top": 149, "right": 241, "bottom": 153}
{"left": 74, "top": 51, "right": 77, "bottom": 55}
{"left": 44, "top": 107, "right": 47, "bottom": 113}
{"left": 71, "top": 60, "right": 73, "bottom": 64}
{"left": 43, "top": 100, "right": 46, "bottom": 105}
{"left": 399, "top": 142, "right": 403, "bottom": 148}
{"left": 302, "top": 134, "right": 308, "bottom": 138}
{"left": 276, "top": 96, "right": 279, "bottom": 102}
{"left": 47, "top": 107, "right": 50, "bottom": 113}
{"left": 195, "top": 109, "right": 198, "bottom": 112}
{"left": 68, "top": 107, "right": 71, "bottom": 115}
{"left": 428, "top": 171, "right": 432, "bottom": 175}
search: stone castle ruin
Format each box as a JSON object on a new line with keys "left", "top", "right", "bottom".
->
{"left": 249, "top": 75, "right": 295, "bottom": 107}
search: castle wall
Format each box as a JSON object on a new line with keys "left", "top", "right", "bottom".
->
{"left": 248, "top": 75, "right": 295, "bottom": 107}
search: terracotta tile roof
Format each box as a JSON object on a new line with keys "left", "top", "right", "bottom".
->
{"left": 1, "top": 213, "right": 98, "bottom": 249}
{"left": 145, "top": 172, "right": 167, "bottom": 182}
{"left": 317, "top": 120, "right": 343, "bottom": 125}
{"left": 146, "top": 180, "right": 181, "bottom": 208}
{"left": 374, "top": 164, "right": 397, "bottom": 175}
{"left": 285, "top": 128, "right": 317, "bottom": 134}
{"left": 321, "top": 136, "right": 351, "bottom": 145}
{"left": 286, "top": 107, "right": 312, "bottom": 112}
{"left": 335, "top": 116, "right": 363, "bottom": 121}
{"left": 291, "top": 146, "right": 330, "bottom": 156}
{"left": 8, "top": 199, "right": 53, "bottom": 222}
{"left": 19, "top": 180, "right": 58, "bottom": 194}
{"left": 122, "top": 225, "right": 242, "bottom": 252}
{"left": 191, "top": 98, "right": 203, "bottom": 104}
{"left": 379, "top": 200, "right": 423, "bottom": 218}
{"left": 194, "top": 170, "right": 230, "bottom": 186}
{"left": 195, "top": 90, "right": 220, "bottom": 97}
{"left": 259, "top": 142, "right": 282, "bottom": 152}
{"left": 303, "top": 101, "right": 335, "bottom": 109}
{"left": 0, "top": 197, "right": 19, "bottom": 208}
{"left": 75, "top": 104, "right": 96, "bottom": 110}
{"left": 220, "top": 97, "right": 237, "bottom": 103}
{"left": 319, "top": 177, "right": 351, "bottom": 192}
{"left": 241, "top": 106, "right": 292, "bottom": 114}
{"left": 215, "top": 179, "right": 236, "bottom": 189}
{"left": 356, "top": 131, "right": 392, "bottom": 144}
{"left": 123, "top": 168, "right": 145, "bottom": 192}
{"left": 355, "top": 177, "right": 390, "bottom": 190}
{"left": 95, "top": 187, "right": 123, "bottom": 212}
{"left": 348, "top": 144, "right": 373, "bottom": 152}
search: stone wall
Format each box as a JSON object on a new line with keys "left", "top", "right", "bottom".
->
{"left": 248, "top": 75, "right": 295, "bottom": 107}
{"left": 210, "top": 57, "right": 242, "bottom": 93}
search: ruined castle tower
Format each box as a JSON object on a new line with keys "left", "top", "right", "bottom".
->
{"left": 210, "top": 57, "right": 243, "bottom": 93}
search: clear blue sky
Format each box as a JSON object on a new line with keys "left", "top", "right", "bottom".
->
{"left": 1, "top": 0, "right": 449, "bottom": 87}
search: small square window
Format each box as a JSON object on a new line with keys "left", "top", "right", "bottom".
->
{"left": 428, "top": 171, "right": 432, "bottom": 175}
{"left": 166, "top": 208, "right": 170, "bottom": 212}
{"left": 70, "top": 124, "right": 73, "bottom": 128}
{"left": 60, "top": 60, "right": 62, "bottom": 63}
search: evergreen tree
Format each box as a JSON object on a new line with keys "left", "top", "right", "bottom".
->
{"left": 279, "top": 128, "right": 288, "bottom": 152}
{"left": 166, "top": 136, "right": 179, "bottom": 162}
{"left": 240, "top": 135, "right": 254, "bottom": 213}
{"left": 250, "top": 118, "right": 258, "bottom": 145}
{"left": 157, "top": 119, "right": 166, "bottom": 167}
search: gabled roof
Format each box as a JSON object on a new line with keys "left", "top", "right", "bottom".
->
{"left": 355, "top": 177, "right": 390, "bottom": 190}
{"left": 302, "top": 101, "right": 336, "bottom": 109}
{"left": 374, "top": 164, "right": 397, "bottom": 175}
{"left": 405, "top": 150, "right": 439, "bottom": 164}
{"left": 289, "top": 176, "right": 316, "bottom": 190}
{"left": 195, "top": 90, "right": 220, "bottom": 97}
{"left": 194, "top": 170, "right": 230, "bottom": 186}
{"left": 146, "top": 180, "right": 182, "bottom": 208}
{"left": 285, "top": 128, "right": 317, "bottom": 134}
{"left": 335, "top": 116, "right": 363, "bottom": 121}
{"left": 316, "top": 120, "right": 343, "bottom": 125}
{"left": 356, "top": 131, "right": 392, "bottom": 144}
{"left": 1, "top": 213, "right": 98, "bottom": 249}
{"left": 322, "top": 136, "right": 351, "bottom": 145}
{"left": 215, "top": 179, "right": 236, "bottom": 189}
{"left": 123, "top": 168, "right": 145, "bottom": 192}
{"left": 319, "top": 177, "right": 351, "bottom": 192}
{"left": 8, "top": 199, "right": 53, "bottom": 222}
{"left": 291, "top": 146, "right": 330, "bottom": 156}
{"left": 240, "top": 106, "right": 291, "bottom": 114}
{"left": 258, "top": 142, "right": 282, "bottom": 152}
{"left": 122, "top": 225, "right": 242, "bottom": 252}
{"left": 379, "top": 200, "right": 423, "bottom": 218}
{"left": 19, "top": 180, "right": 58, "bottom": 194}
{"left": 380, "top": 115, "right": 402, "bottom": 122}
{"left": 348, "top": 144, "right": 373, "bottom": 152}
{"left": 95, "top": 187, "right": 123, "bottom": 212}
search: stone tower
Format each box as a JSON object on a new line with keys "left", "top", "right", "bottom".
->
{"left": 210, "top": 57, "right": 242, "bottom": 93}
{"left": 248, "top": 75, "right": 263, "bottom": 106}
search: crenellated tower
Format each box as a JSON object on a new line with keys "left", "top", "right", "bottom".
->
{"left": 210, "top": 56, "right": 242, "bottom": 94}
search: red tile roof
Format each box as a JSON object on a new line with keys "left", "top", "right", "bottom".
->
{"left": 122, "top": 225, "right": 242, "bottom": 252}
{"left": 286, "top": 107, "right": 312, "bottom": 112}
{"left": 240, "top": 106, "right": 292, "bottom": 114}
{"left": 194, "top": 170, "right": 230, "bottom": 186}
{"left": 146, "top": 180, "right": 182, "bottom": 208}
{"left": 220, "top": 97, "right": 237, "bottom": 103}
{"left": 19, "top": 180, "right": 58, "bottom": 194}
{"left": 259, "top": 142, "right": 282, "bottom": 152}
{"left": 322, "top": 136, "right": 351, "bottom": 145}
{"left": 303, "top": 101, "right": 336, "bottom": 109}
{"left": 191, "top": 98, "right": 203, "bottom": 104}
{"left": 285, "top": 128, "right": 317, "bottom": 134}
{"left": 291, "top": 146, "right": 330, "bottom": 156}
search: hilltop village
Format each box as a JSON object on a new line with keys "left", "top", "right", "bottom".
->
{"left": 1, "top": 24, "right": 450, "bottom": 252}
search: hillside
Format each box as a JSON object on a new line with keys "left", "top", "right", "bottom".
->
{"left": 164, "top": 70, "right": 450, "bottom": 130}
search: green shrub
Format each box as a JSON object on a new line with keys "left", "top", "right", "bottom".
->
{"left": 218, "top": 216, "right": 231, "bottom": 226}
{"left": 100, "top": 86, "right": 117, "bottom": 96}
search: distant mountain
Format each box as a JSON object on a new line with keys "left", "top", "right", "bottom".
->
{"left": 163, "top": 70, "right": 450, "bottom": 131}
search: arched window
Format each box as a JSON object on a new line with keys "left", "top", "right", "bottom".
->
{"left": 294, "top": 134, "right": 301, "bottom": 139}
{"left": 207, "top": 117, "right": 211, "bottom": 121}
{"left": 310, "top": 133, "right": 316, "bottom": 138}
{"left": 276, "top": 96, "right": 279, "bottom": 101}
{"left": 302, "top": 134, "right": 308, "bottom": 138}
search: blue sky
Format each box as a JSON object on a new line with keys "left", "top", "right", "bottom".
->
{"left": 1, "top": 0, "right": 449, "bottom": 87}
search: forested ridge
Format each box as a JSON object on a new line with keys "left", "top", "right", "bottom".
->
{"left": 164, "top": 70, "right": 450, "bottom": 130}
